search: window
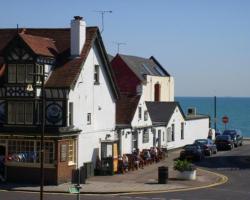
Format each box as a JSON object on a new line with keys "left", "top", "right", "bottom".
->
{"left": 94, "top": 65, "right": 100, "bottom": 84}
{"left": 17, "top": 64, "right": 25, "bottom": 83}
{"left": 36, "top": 64, "right": 43, "bottom": 83}
{"left": 68, "top": 140, "right": 76, "bottom": 164}
{"left": 8, "top": 140, "right": 54, "bottom": 164}
{"left": 167, "top": 127, "right": 172, "bottom": 142}
{"left": 8, "top": 102, "right": 33, "bottom": 124}
{"left": 154, "top": 83, "right": 160, "bottom": 101}
{"left": 181, "top": 122, "right": 184, "bottom": 140}
{"left": 69, "top": 102, "right": 73, "bottom": 126}
{"left": 144, "top": 111, "right": 148, "bottom": 121}
{"left": 171, "top": 124, "right": 175, "bottom": 141}
{"left": 142, "top": 129, "right": 149, "bottom": 143}
{"left": 87, "top": 113, "right": 91, "bottom": 125}
{"left": 8, "top": 64, "right": 16, "bottom": 83}
{"left": 8, "top": 64, "right": 34, "bottom": 83}
{"left": 163, "top": 131, "right": 165, "bottom": 141}
{"left": 138, "top": 107, "right": 142, "bottom": 120}
{"left": 26, "top": 64, "right": 33, "bottom": 83}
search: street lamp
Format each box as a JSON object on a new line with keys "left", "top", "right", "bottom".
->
{"left": 27, "top": 69, "right": 46, "bottom": 200}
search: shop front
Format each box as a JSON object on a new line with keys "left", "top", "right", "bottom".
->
{"left": 0, "top": 134, "right": 79, "bottom": 185}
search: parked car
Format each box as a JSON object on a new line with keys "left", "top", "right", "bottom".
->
{"left": 215, "top": 135, "right": 234, "bottom": 150}
{"left": 180, "top": 144, "right": 204, "bottom": 161}
{"left": 215, "top": 130, "right": 222, "bottom": 137}
{"left": 194, "top": 139, "right": 217, "bottom": 156}
{"left": 222, "top": 130, "right": 243, "bottom": 147}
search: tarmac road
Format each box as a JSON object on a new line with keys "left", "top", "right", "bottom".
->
{"left": 126, "top": 141, "right": 250, "bottom": 200}
{"left": 0, "top": 141, "right": 249, "bottom": 200}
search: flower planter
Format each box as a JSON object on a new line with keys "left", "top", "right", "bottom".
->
{"left": 176, "top": 170, "right": 196, "bottom": 180}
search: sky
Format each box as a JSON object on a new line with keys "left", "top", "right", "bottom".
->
{"left": 1, "top": 0, "right": 250, "bottom": 97}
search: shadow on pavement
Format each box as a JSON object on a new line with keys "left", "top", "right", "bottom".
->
{"left": 195, "top": 155, "right": 250, "bottom": 170}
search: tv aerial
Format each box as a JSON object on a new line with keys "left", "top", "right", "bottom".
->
{"left": 94, "top": 10, "right": 112, "bottom": 33}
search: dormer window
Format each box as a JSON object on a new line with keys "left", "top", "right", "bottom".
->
{"left": 8, "top": 64, "right": 34, "bottom": 83}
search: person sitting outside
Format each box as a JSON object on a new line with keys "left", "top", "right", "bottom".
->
{"left": 122, "top": 154, "right": 129, "bottom": 172}
{"left": 143, "top": 150, "right": 152, "bottom": 165}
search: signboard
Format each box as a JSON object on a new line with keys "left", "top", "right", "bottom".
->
{"left": 60, "top": 144, "right": 67, "bottom": 162}
{"left": 222, "top": 116, "right": 229, "bottom": 124}
{"left": 69, "top": 186, "right": 80, "bottom": 194}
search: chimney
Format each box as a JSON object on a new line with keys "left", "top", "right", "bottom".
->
{"left": 70, "top": 16, "right": 86, "bottom": 56}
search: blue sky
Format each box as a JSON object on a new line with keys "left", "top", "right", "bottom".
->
{"left": 1, "top": 0, "right": 250, "bottom": 97}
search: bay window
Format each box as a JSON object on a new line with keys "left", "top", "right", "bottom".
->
{"left": 8, "top": 64, "right": 34, "bottom": 83}
{"left": 8, "top": 102, "right": 33, "bottom": 124}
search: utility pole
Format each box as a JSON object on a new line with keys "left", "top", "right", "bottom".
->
{"left": 114, "top": 42, "right": 126, "bottom": 53}
{"left": 94, "top": 10, "right": 112, "bottom": 33}
{"left": 214, "top": 96, "right": 217, "bottom": 131}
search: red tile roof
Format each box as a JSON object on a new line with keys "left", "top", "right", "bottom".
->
{"left": 0, "top": 27, "right": 96, "bottom": 88}
{"left": 19, "top": 33, "right": 58, "bottom": 57}
{"left": 116, "top": 94, "right": 140, "bottom": 125}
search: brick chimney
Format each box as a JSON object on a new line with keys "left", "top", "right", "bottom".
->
{"left": 70, "top": 16, "right": 86, "bottom": 56}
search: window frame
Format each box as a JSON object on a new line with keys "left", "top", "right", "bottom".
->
{"left": 8, "top": 101, "right": 34, "bottom": 125}
{"left": 142, "top": 129, "right": 149, "bottom": 143}
{"left": 68, "top": 139, "right": 76, "bottom": 165}
{"left": 181, "top": 122, "right": 184, "bottom": 140}
{"left": 87, "top": 113, "right": 91, "bottom": 125}
{"left": 94, "top": 65, "right": 100, "bottom": 84}
{"left": 171, "top": 124, "right": 175, "bottom": 141}
{"left": 69, "top": 102, "right": 74, "bottom": 126}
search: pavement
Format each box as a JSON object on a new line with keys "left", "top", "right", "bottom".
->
{"left": 0, "top": 149, "right": 227, "bottom": 195}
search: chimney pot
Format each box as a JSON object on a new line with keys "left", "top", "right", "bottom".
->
{"left": 74, "top": 16, "right": 83, "bottom": 20}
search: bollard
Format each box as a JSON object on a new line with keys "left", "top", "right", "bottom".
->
{"left": 158, "top": 166, "right": 168, "bottom": 184}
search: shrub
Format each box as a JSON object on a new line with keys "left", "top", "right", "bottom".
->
{"left": 174, "top": 159, "right": 196, "bottom": 172}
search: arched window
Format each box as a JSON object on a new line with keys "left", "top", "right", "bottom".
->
{"left": 154, "top": 83, "right": 160, "bottom": 101}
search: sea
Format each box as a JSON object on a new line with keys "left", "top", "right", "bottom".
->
{"left": 176, "top": 97, "right": 250, "bottom": 137}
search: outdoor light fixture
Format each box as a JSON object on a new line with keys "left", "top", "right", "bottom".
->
{"left": 26, "top": 71, "right": 46, "bottom": 200}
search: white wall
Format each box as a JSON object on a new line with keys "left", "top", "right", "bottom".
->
{"left": 68, "top": 44, "right": 116, "bottom": 166}
{"left": 184, "top": 118, "right": 210, "bottom": 145}
{"left": 131, "top": 96, "right": 152, "bottom": 128}
{"left": 165, "top": 106, "right": 186, "bottom": 149}
{"left": 120, "top": 128, "right": 133, "bottom": 155}
{"left": 142, "top": 75, "right": 174, "bottom": 102}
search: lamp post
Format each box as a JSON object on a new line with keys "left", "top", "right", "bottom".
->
{"left": 27, "top": 69, "right": 46, "bottom": 200}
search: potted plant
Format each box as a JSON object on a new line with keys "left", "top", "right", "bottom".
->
{"left": 174, "top": 159, "right": 197, "bottom": 180}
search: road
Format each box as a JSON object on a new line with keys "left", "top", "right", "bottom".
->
{"left": 1, "top": 142, "right": 249, "bottom": 200}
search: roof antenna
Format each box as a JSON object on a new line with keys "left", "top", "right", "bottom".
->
{"left": 16, "top": 24, "right": 19, "bottom": 33}
{"left": 113, "top": 42, "right": 126, "bottom": 53}
{"left": 94, "top": 10, "right": 112, "bottom": 33}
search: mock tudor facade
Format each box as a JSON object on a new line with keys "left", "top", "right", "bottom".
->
{"left": 0, "top": 16, "right": 119, "bottom": 184}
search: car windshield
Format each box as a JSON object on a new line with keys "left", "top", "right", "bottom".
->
{"left": 195, "top": 139, "right": 207, "bottom": 144}
{"left": 185, "top": 145, "right": 198, "bottom": 150}
{"left": 216, "top": 135, "right": 230, "bottom": 140}
{"left": 223, "top": 130, "right": 237, "bottom": 136}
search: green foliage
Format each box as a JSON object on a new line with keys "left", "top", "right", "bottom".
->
{"left": 174, "top": 159, "right": 196, "bottom": 172}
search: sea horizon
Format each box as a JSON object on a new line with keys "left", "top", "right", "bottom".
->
{"left": 176, "top": 97, "right": 250, "bottom": 137}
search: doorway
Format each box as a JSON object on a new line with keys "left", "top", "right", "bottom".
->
{"left": 0, "top": 145, "right": 6, "bottom": 181}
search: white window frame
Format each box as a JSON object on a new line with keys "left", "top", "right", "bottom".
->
{"left": 94, "top": 65, "right": 100, "bottom": 84}
{"left": 138, "top": 107, "right": 142, "bottom": 120}
{"left": 87, "top": 113, "right": 91, "bottom": 125}
{"left": 68, "top": 139, "right": 76, "bottom": 165}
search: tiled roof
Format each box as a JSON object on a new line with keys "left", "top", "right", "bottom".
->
{"left": 19, "top": 33, "right": 58, "bottom": 57}
{"left": 0, "top": 27, "right": 119, "bottom": 98}
{"left": 146, "top": 101, "right": 185, "bottom": 125}
{"left": 118, "top": 54, "right": 170, "bottom": 81}
{"left": 116, "top": 94, "right": 140, "bottom": 125}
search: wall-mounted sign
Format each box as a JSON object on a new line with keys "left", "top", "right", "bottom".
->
{"left": 60, "top": 144, "right": 67, "bottom": 162}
